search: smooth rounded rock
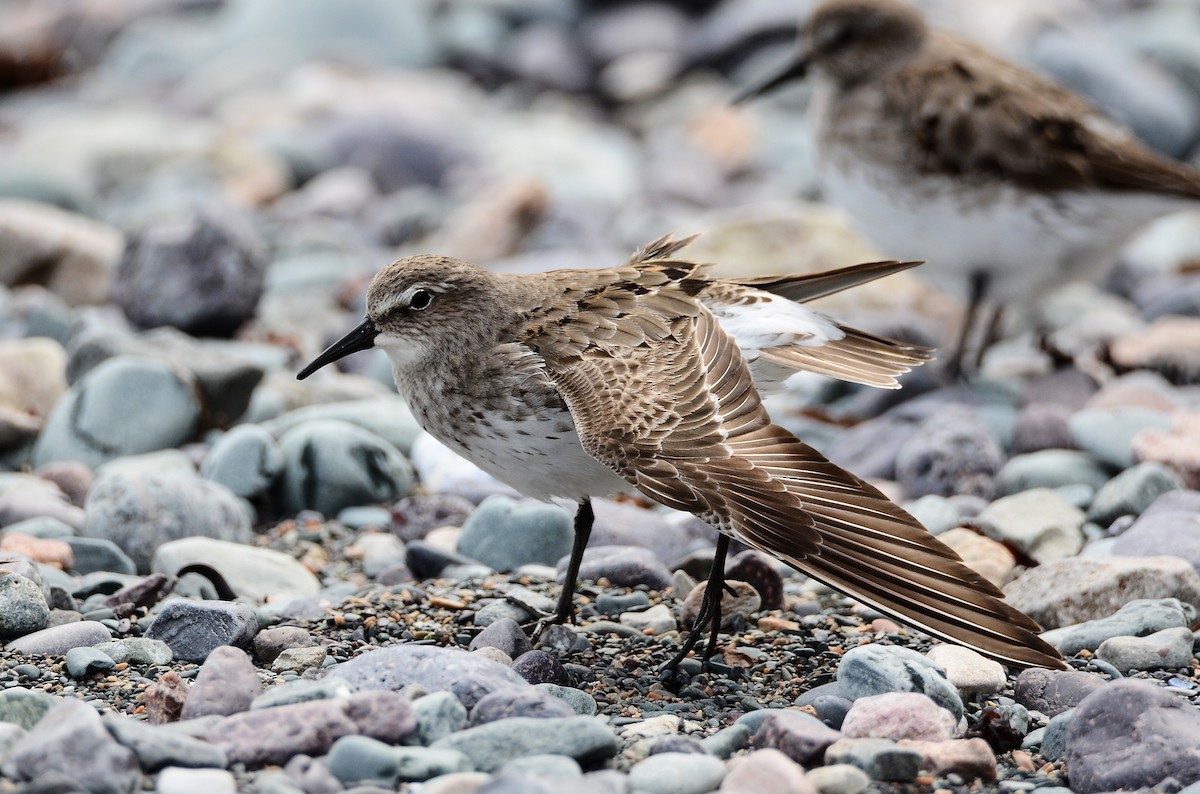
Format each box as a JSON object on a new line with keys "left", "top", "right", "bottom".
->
{"left": 561, "top": 544, "right": 673, "bottom": 590}
{"left": 4, "top": 620, "right": 111, "bottom": 655}
{"left": 84, "top": 470, "right": 252, "bottom": 573}
{"left": 332, "top": 645, "right": 532, "bottom": 710}
{"left": 976, "top": 488, "right": 1085, "bottom": 564}
{"left": 93, "top": 638, "right": 173, "bottom": 666}
{"left": 1088, "top": 462, "right": 1182, "bottom": 527}
{"left": 924, "top": 645, "right": 1006, "bottom": 696}
{"left": 996, "top": 450, "right": 1111, "bottom": 495}
{"left": 33, "top": 356, "right": 201, "bottom": 469}
{"left": 1066, "top": 679, "right": 1200, "bottom": 793}
{"left": 116, "top": 212, "right": 267, "bottom": 337}
{"left": 1096, "top": 626, "right": 1196, "bottom": 672}
{"left": 824, "top": 738, "right": 920, "bottom": 783}
{"left": 628, "top": 752, "right": 726, "bottom": 794}
{"left": 1110, "top": 489, "right": 1200, "bottom": 568}
{"left": 181, "top": 645, "right": 263, "bottom": 719}
{"left": 0, "top": 572, "right": 49, "bottom": 638}
{"left": 1046, "top": 598, "right": 1194, "bottom": 655}
{"left": 62, "top": 537, "right": 136, "bottom": 576}
{"left": 65, "top": 646, "right": 115, "bottom": 678}
{"left": 1070, "top": 407, "right": 1175, "bottom": 470}
{"left": 1004, "top": 556, "right": 1200, "bottom": 628}
{"left": 841, "top": 692, "right": 958, "bottom": 742}
{"left": 469, "top": 688, "right": 575, "bottom": 726}
{"left": 152, "top": 537, "right": 319, "bottom": 601}
{"left": 327, "top": 735, "right": 472, "bottom": 785}
{"left": 750, "top": 711, "right": 843, "bottom": 766}
{"left": 457, "top": 495, "right": 573, "bottom": 571}
{"left": 1014, "top": 668, "right": 1107, "bottom": 718}
{"left": 429, "top": 715, "right": 619, "bottom": 772}
{"left": 200, "top": 424, "right": 283, "bottom": 501}
{"left": 412, "top": 691, "right": 468, "bottom": 746}
{"left": 894, "top": 405, "right": 1003, "bottom": 499}
{"left": 721, "top": 747, "right": 815, "bottom": 794}
{"left": 836, "top": 644, "right": 963, "bottom": 720}
{"left": 277, "top": 419, "right": 414, "bottom": 517}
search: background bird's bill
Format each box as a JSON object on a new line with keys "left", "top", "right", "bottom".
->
{"left": 731, "top": 50, "right": 809, "bottom": 104}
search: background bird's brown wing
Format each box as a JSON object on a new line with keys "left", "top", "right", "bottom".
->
{"left": 538, "top": 298, "right": 1063, "bottom": 669}
{"left": 891, "top": 35, "right": 1200, "bottom": 199}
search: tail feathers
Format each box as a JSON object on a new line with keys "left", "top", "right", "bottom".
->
{"left": 736, "top": 260, "right": 924, "bottom": 303}
{"left": 759, "top": 325, "right": 934, "bottom": 388}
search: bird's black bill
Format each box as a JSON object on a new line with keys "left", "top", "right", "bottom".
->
{"left": 731, "top": 52, "right": 810, "bottom": 104}
{"left": 296, "top": 318, "right": 379, "bottom": 380}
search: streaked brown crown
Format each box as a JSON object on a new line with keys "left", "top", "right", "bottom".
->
{"left": 804, "top": 0, "right": 926, "bottom": 85}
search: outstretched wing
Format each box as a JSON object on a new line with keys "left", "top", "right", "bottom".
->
{"left": 535, "top": 295, "right": 1061, "bottom": 669}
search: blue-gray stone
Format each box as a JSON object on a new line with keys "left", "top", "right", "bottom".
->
{"left": 894, "top": 405, "right": 1003, "bottom": 499}
{"left": 976, "top": 488, "right": 1085, "bottom": 564}
{"left": 411, "top": 691, "right": 468, "bottom": 745}
{"left": 1111, "top": 489, "right": 1200, "bottom": 569}
{"left": 901, "top": 494, "right": 961, "bottom": 536}
{"left": 62, "top": 537, "right": 136, "bottom": 576}
{"left": 564, "top": 544, "right": 673, "bottom": 590}
{"left": 104, "top": 715, "right": 228, "bottom": 771}
{"left": 469, "top": 688, "right": 575, "bottom": 726}
{"left": 1042, "top": 710, "right": 1073, "bottom": 761}
{"left": 144, "top": 600, "right": 258, "bottom": 663}
{"left": 1069, "top": 408, "right": 1175, "bottom": 470}
{"left": 8, "top": 698, "right": 139, "bottom": 794}
{"left": 263, "top": 397, "right": 423, "bottom": 456}
{"left": 1096, "top": 627, "right": 1196, "bottom": 672}
{"left": 535, "top": 683, "right": 596, "bottom": 716}
{"left": 499, "top": 753, "right": 582, "bottom": 780}
{"left": 457, "top": 496, "right": 573, "bottom": 571}
{"left": 430, "top": 715, "right": 618, "bottom": 772}
{"left": 1, "top": 516, "right": 75, "bottom": 539}
{"left": 475, "top": 600, "right": 536, "bottom": 627}
{"left": 1088, "top": 463, "right": 1183, "bottom": 527}
{"left": 4, "top": 620, "right": 111, "bottom": 656}
{"left": 201, "top": 424, "right": 283, "bottom": 501}
{"left": 277, "top": 419, "right": 414, "bottom": 517}
{"left": 251, "top": 677, "right": 355, "bottom": 710}
{"left": 327, "top": 735, "right": 472, "bottom": 786}
{"left": 33, "top": 356, "right": 201, "bottom": 468}
{"left": 65, "top": 646, "right": 115, "bottom": 678}
{"left": 336, "top": 505, "right": 392, "bottom": 530}
{"left": 701, "top": 723, "right": 751, "bottom": 759}
{"left": 83, "top": 470, "right": 252, "bottom": 573}
{"left": 0, "top": 721, "right": 25, "bottom": 766}
{"left": 628, "top": 752, "right": 726, "bottom": 794}
{"left": 0, "top": 572, "right": 49, "bottom": 638}
{"left": 996, "top": 450, "right": 1111, "bottom": 496}
{"left": 1048, "top": 598, "right": 1194, "bottom": 655}
{"left": 331, "top": 645, "right": 532, "bottom": 710}
{"left": 1014, "top": 668, "right": 1106, "bottom": 718}
{"left": 0, "top": 688, "right": 61, "bottom": 730}
{"left": 825, "top": 737, "right": 921, "bottom": 782}
{"left": 468, "top": 617, "right": 532, "bottom": 659}
{"left": 93, "top": 638, "right": 173, "bottom": 666}
{"left": 595, "top": 590, "right": 651, "bottom": 616}
{"left": 1066, "top": 679, "right": 1200, "bottom": 792}
{"left": 837, "top": 645, "right": 963, "bottom": 720}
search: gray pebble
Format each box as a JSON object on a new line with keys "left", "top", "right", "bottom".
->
{"left": 499, "top": 753, "right": 582, "bottom": 780}
{"left": 4, "top": 620, "right": 111, "bottom": 656}
{"left": 0, "top": 687, "right": 61, "bottom": 730}
{"left": 412, "top": 691, "right": 468, "bottom": 746}
{"left": 595, "top": 591, "right": 651, "bottom": 616}
{"left": 1014, "top": 669, "right": 1106, "bottom": 718}
{"left": 430, "top": 715, "right": 619, "bottom": 772}
{"left": 65, "top": 646, "right": 115, "bottom": 678}
{"left": 201, "top": 424, "right": 283, "bottom": 501}
{"left": 469, "top": 688, "right": 575, "bottom": 726}
{"left": 94, "top": 638, "right": 173, "bottom": 666}
{"left": 534, "top": 683, "right": 596, "bottom": 716}
{"left": 996, "top": 450, "right": 1110, "bottom": 496}
{"left": 1040, "top": 709, "right": 1074, "bottom": 761}
{"left": 181, "top": 645, "right": 263, "bottom": 719}
{"left": 152, "top": 537, "right": 319, "bottom": 601}
{"left": 252, "top": 626, "right": 314, "bottom": 665}
{"left": 0, "top": 572, "right": 49, "bottom": 638}
{"left": 332, "top": 645, "right": 532, "bottom": 710}
{"left": 144, "top": 600, "right": 258, "bottom": 663}
{"left": 901, "top": 494, "right": 961, "bottom": 536}
{"left": 1047, "top": 598, "right": 1194, "bottom": 655}
{"left": 457, "top": 495, "right": 573, "bottom": 571}
{"left": 84, "top": 470, "right": 252, "bottom": 573}
{"left": 327, "top": 735, "right": 471, "bottom": 786}
{"left": 836, "top": 644, "right": 963, "bottom": 720}
{"left": 1069, "top": 408, "right": 1175, "bottom": 470}
{"left": 976, "top": 488, "right": 1084, "bottom": 565}
{"left": 627, "top": 752, "right": 726, "bottom": 794}
{"left": 805, "top": 764, "right": 871, "bottom": 794}
{"left": 824, "top": 737, "right": 921, "bottom": 782}
{"left": 8, "top": 698, "right": 139, "bottom": 793}
{"left": 1096, "top": 626, "right": 1196, "bottom": 672}
{"left": 895, "top": 405, "right": 1003, "bottom": 499}
{"left": 563, "top": 545, "right": 673, "bottom": 590}
{"left": 33, "top": 356, "right": 201, "bottom": 469}
{"left": 105, "top": 714, "right": 228, "bottom": 771}
{"left": 700, "top": 723, "right": 751, "bottom": 759}
{"left": 62, "top": 537, "right": 136, "bottom": 576}
{"left": 468, "top": 617, "right": 532, "bottom": 659}
{"left": 277, "top": 419, "right": 414, "bottom": 517}
{"left": 1088, "top": 463, "right": 1182, "bottom": 527}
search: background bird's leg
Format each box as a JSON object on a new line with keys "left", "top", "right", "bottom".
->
{"left": 552, "top": 498, "right": 593, "bottom": 625}
{"left": 973, "top": 303, "right": 1006, "bottom": 372}
{"left": 663, "top": 535, "right": 730, "bottom": 671}
{"left": 947, "top": 270, "right": 991, "bottom": 379}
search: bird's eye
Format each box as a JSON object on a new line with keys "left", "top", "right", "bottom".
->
{"left": 409, "top": 289, "right": 433, "bottom": 311}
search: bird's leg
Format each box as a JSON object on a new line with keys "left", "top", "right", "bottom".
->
{"left": 551, "top": 498, "right": 594, "bottom": 626}
{"left": 973, "top": 303, "right": 1006, "bottom": 372}
{"left": 663, "top": 534, "right": 730, "bottom": 671}
{"left": 947, "top": 271, "right": 990, "bottom": 380}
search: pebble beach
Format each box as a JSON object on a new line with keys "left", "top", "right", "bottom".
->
{"left": 1, "top": 1, "right": 1200, "bottom": 793}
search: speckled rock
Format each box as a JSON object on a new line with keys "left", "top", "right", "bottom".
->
{"left": 331, "top": 645, "right": 532, "bottom": 710}
{"left": 1004, "top": 556, "right": 1200, "bottom": 628}
{"left": 1014, "top": 668, "right": 1107, "bottom": 718}
{"left": 841, "top": 692, "right": 959, "bottom": 742}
